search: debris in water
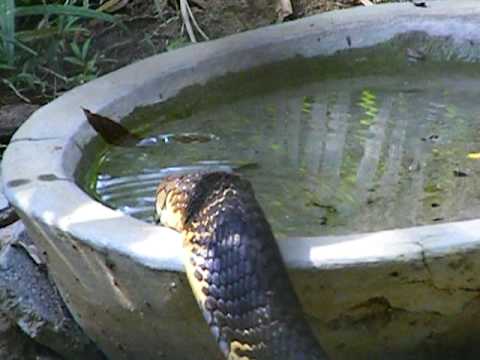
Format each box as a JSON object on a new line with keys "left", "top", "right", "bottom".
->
{"left": 453, "top": 169, "right": 468, "bottom": 177}
{"left": 83, "top": 108, "right": 140, "bottom": 147}
{"left": 467, "top": 152, "right": 480, "bottom": 160}
{"left": 413, "top": 1, "right": 427, "bottom": 8}
{"left": 406, "top": 48, "right": 426, "bottom": 62}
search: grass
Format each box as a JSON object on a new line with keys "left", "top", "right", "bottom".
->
{"left": 0, "top": 0, "right": 123, "bottom": 101}
{"left": 0, "top": 0, "right": 404, "bottom": 103}
{"left": 0, "top": 0, "right": 16, "bottom": 68}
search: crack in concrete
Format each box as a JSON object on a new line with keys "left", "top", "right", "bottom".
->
{"left": 323, "top": 295, "right": 444, "bottom": 332}
{"left": 412, "top": 241, "right": 480, "bottom": 294}
{"left": 10, "top": 137, "right": 61, "bottom": 143}
{"left": 458, "top": 287, "right": 480, "bottom": 293}
{"left": 409, "top": 240, "right": 451, "bottom": 294}
{"left": 418, "top": 243, "right": 452, "bottom": 294}
{"left": 37, "top": 174, "right": 74, "bottom": 183}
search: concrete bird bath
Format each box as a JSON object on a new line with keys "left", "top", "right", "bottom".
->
{"left": 4, "top": 1, "right": 480, "bottom": 359}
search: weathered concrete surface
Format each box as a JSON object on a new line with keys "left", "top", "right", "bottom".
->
{"left": 0, "top": 169, "right": 103, "bottom": 359}
{"left": 4, "top": 1, "right": 480, "bottom": 359}
{"left": 0, "top": 225, "right": 105, "bottom": 360}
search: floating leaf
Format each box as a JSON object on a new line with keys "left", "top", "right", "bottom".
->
{"left": 467, "top": 152, "right": 480, "bottom": 160}
{"left": 453, "top": 170, "right": 468, "bottom": 177}
{"left": 82, "top": 108, "right": 140, "bottom": 147}
{"left": 232, "top": 161, "right": 260, "bottom": 172}
{"left": 14, "top": 5, "right": 126, "bottom": 30}
{"left": 305, "top": 201, "right": 338, "bottom": 214}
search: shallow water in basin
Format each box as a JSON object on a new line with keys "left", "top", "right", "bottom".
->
{"left": 88, "top": 60, "right": 480, "bottom": 238}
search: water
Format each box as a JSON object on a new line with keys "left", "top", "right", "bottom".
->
{"left": 88, "top": 60, "right": 480, "bottom": 238}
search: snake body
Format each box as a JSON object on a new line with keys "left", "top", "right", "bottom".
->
{"left": 155, "top": 172, "right": 328, "bottom": 359}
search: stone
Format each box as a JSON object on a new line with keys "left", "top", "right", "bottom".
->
{"left": 0, "top": 220, "right": 23, "bottom": 249}
{"left": 0, "top": 226, "right": 105, "bottom": 360}
{"left": 0, "top": 311, "right": 62, "bottom": 360}
{"left": 0, "top": 103, "right": 40, "bottom": 143}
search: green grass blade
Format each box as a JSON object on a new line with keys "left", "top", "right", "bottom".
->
{"left": 15, "top": 28, "right": 62, "bottom": 42}
{"left": 0, "top": 0, "right": 16, "bottom": 65}
{"left": 0, "top": 63, "right": 16, "bottom": 71}
{"left": 0, "top": 32, "right": 38, "bottom": 56}
{"left": 14, "top": 5, "right": 126, "bottom": 30}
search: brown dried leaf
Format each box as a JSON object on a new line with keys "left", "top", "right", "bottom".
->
{"left": 97, "top": 0, "right": 130, "bottom": 13}
{"left": 82, "top": 108, "right": 140, "bottom": 147}
{"left": 276, "top": 0, "right": 293, "bottom": 21}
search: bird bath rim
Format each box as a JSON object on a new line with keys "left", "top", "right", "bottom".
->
{"left": 4, "top": 2, "right": 480, "bottom": 359}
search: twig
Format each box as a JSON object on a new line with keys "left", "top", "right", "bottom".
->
{"left": 359, "top": 0, "right": 374, "bottom": 5}
{"left": 179, "top": 0, "right": 208, "bottom": 43}
{"left": 124, "top": 14, "right": 162, "bottom": 22}
{"left": 97, "top": 0, "right": 129, "bottom": 13}
{"left": 152, "top": 15, "right": 180, "bottom": 37}
{"left": 1, "top": 78, "right": 32, "bottom": 103}
{"left": 39, "top": 66, "right": 69, "bottom": 82}
{"left": 103, "top": 39, "right": 134, "bottom": 53}
{"left": 180, "top": 0, "right": 196, "bottom": 42}
{"left": 185, "top": 0, "right": 209, "bottom": 41}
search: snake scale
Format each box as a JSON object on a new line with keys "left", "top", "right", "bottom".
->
{"left": 155, "top": 171, "right": 328, "bottom": 359}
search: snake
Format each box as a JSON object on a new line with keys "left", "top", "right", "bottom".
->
{"left": 155, "top": 171, "right": 329, "bottom": 360}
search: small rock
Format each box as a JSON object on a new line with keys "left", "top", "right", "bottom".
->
{"left": 0, "top": 103, "right": 40, "bottom": 143}
{"left": 0, "top": 221, "right": 23, "bottom": 249}
{"left": 0, "top": 226, "right": 105, "bottom": 360}
{"left": 0, "top": 311, "right": 62, "bottom": 360}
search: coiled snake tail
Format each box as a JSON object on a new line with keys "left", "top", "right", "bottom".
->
{"left": 155, "top": 172, "right": 328, "bottom": 360}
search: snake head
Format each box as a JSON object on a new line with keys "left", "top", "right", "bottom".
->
{"left": 155, "top": 171, "right": 242, "bottom": 232}
{"left": 155, "top": 175, "right": 190, "bottom": 232}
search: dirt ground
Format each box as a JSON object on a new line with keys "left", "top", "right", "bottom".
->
{"left": 87, "top": 0, "right": 363, "bottom": 77}
{"left": 0, "top": 0, "right": 387, "bottom": 107}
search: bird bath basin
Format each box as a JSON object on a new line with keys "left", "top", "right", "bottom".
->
{"left": 4, "top": 1, "right": 480, "bottom": 359}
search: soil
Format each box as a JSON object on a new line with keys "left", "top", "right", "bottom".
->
{"left": 92, "top": 0, "right": 383, "bottom": 74}
{"left": 0, "top": 0, "right": 395, "bottom": 106}
{"left": 0, "top": 0, "right": 384, "bottom": 139}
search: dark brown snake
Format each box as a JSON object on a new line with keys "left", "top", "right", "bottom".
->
{"left": 155, "top": 172, "right": 328, "bottom": 360}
